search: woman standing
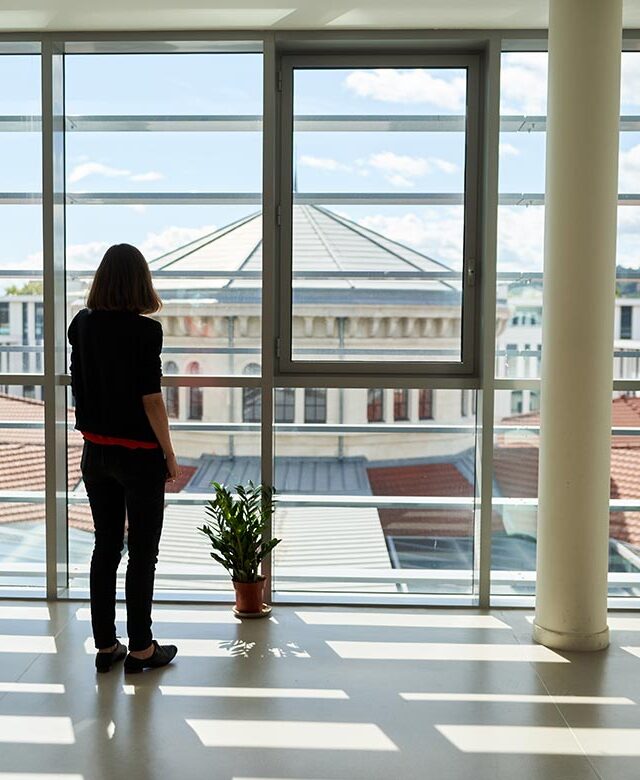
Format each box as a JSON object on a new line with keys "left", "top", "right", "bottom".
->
{"left": 69, "top": 244, "right": 179, "bottom": 674}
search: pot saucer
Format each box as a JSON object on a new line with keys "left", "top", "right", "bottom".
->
{"left": 233, "top": 603, "right": 272, "bottom": 619}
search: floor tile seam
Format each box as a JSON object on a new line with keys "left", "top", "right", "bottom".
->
{"left": 525, "top": 651, "right": 606, "bottom": 780}
{"left": 1, "top": 652, "right": 43, "bottom": 701}
{"left": 498, "top": 608, "right": 603, "bottom": 776}
{"left": 50, "top": 600, "right": 81, "bottom": 642}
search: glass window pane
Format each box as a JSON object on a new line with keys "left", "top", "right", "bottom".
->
{"left": 0, "top": 385, "right": 46, "bottom": 589}
{"left": 68, "top": 387, "right": 260, "bottom": 595}
{"left": 493, "top": 391, "right": 640, "bottom": 596}
{"left": 496, "top": 52, "right": 547, "bottom": 381}
{"left": 64, "top": 52, "right": 263, "bottom": 375}
{"left": 273, "top": 388, "right": 477, "bottom": 596}
{"left": 0, "top": 54, "right": 43, "bottom": 376}
{"left": 291, "top": 65, "right": 468, "bottom": 364}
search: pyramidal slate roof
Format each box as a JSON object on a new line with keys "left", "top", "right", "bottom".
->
{"left": 148, "top": 205, "right": 460, "bottom": 306}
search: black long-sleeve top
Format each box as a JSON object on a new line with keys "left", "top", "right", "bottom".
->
{"left": 68, "top": 308, "right": 163, "bottom": 443}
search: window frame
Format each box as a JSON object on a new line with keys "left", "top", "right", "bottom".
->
{"left": 277, "top": 52, "right": 481, "bottom": 378}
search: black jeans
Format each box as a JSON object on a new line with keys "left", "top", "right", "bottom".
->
{"left": 81, "top": 440, "right": 167, "bottom": 652}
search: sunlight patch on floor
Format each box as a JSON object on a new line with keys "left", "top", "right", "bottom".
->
{"left": 436, "top": 725, "right": 640, "bottom": 755}
{"left": 327, "top": 641, "right": 569, "bottom": 662}
{"left": 0, "top": 716, "right": 75, "bottom": 744}
{"left": 296, "top": 612, "right": 511, "bottom": 629}
{"left": 187, "top": 719, "right": 399, "bottom": 751}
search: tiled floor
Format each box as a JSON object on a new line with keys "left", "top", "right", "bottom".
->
{"left": 0, "top": 602, "right": 639, "bottom": 780}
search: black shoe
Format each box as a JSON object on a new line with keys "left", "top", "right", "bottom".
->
{"left": 124, "top": 640, "right": 178, "bottom": 674}
{"left": 95, "top": 640, "right": 127, "bottom": 673}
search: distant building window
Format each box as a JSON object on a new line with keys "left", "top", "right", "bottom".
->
{"left": 506, "top": 343, "right": 518, "bottom": 377}
{"left": 367, "top": 389, "right": 384, "bottom": 423}
{"left": 511, "top": 390, "right": 523, "bottom": 415}
{"left": 163, "top": 361, "right": 179, "bottom": 418}
{"left": 0, "top": 303, "right": 8, "bottom": 336}
{"left": 393, "top": 389, "right": 409, "bottom": 421}
{"left": 242, "top": 363, "right": 261, "bottom": 423}
{"left": 35, "top": 302, "right": 43, "bottom": 341}
{"left": 23, "top": 385, "right": 35, "bottom": 399}
{"left": 187, "top": 361, "right": 202, "bottom": 420}
{"left": 530, "top": 390, "right": 540, "bottom": 413}
{"left": 275, "top": 388, "right": 295, "bottom": 423}
{"left": 461, "top": 389, "right": 472, "bottom": 417}
{"left": 304, "top": 388, "right": 327, "bottom": 423}
{"left": 419, "top": 388, "right": 433, "bottom": 420}
{"left": 621, "top": 306, "right": 633, "bottom": 339}
{"left": 22, "top": 302, "right": 28, "bottom": 344}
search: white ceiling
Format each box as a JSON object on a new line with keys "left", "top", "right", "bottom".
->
{"left": 0, "top": 0, "right": 634, "bottom": 33}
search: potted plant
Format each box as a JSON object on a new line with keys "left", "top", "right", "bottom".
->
{"left": 198, "top": 481, "right": 280, "bottom": 617}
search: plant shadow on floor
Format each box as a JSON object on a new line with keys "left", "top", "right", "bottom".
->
{"left": 218, "top": 622, "right": 311, "bottom": 659}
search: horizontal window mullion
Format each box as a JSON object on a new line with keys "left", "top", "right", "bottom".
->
{"left": 0, "top": 373, "right": 45, "bottom": 384}
{"left": 58, "top": 374, "right": 262, "bottom": 387}
{"left": 274, "top": 423, "right": 474, "bottom": 434}
{"left": 494, "top": 378, "right": 540, "bottom": 390}
{"left": 3, "top": 192, "right": 640, "bottom": 206}
{"left": 7, "top": 114, "right": 640, "bottom": 135}
{"left": 66, "top": 491, "right": 476, "bottom": 509}
{"left": 168, "top": 422, "right": 259, "bottom": 432}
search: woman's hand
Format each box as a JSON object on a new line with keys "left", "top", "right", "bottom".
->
{"left": 165, "top": 452, "right": 181, "bottom": 483}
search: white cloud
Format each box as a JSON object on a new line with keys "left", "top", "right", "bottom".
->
{"left": 138, "top": 224, "right": 218, "bottom": 260}
{"left": 500, "top": 52, "right": 640, "bottom": 114}
{"left": 500, "top": 142, "right": 521, "bottom": 157}
{"left": 365, "top": 152, "right": 457, "bottom": 188}
{"left": 61, "top": 225, "right": 218, "bottom": 271}
{"left": 616, "top": 208, "right": 640, "bottom": 267}
{"left": 500, "top": 53, "right": 548, "bottom": 115}
{"left": 387, "top": 175, "right": 414, "bottom": 188}
{"left": 357, "top": 209, "right": 464, "bottom": 267}
{"left": 344, "top": 68, "right": 466, "bottom": 111}
{"left": 130, "top": 171, "right": 165, "bottom": 182}
{"left": 369, "top": 151, "right": 430, "bottom": 178}
{"left": 431, "top": 158, "right": 458, "bottom": 174}
{"left": 619, "top": 145, "right": 640, "bottom": 192}
{"left": 299, "top": 155, "right": 352, "bottom": 172}
{"left": 622, "top": 53, "right": 640, "bottom": 110}
{"left": 68, "top": 162, "right": 165, "bottom": 185}
{"left": 497, "top": 206, "right": 545, "bottom": 272}
{"left": 68, "top": 162, "right": 131, "bottom": 184}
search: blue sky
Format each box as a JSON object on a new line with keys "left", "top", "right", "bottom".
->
{"left": 3, "top": 51, "right": 640, "bottom": 283}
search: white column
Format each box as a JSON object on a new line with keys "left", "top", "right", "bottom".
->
{"left": 533, "top": 0, "right": 622, "bottom": 651}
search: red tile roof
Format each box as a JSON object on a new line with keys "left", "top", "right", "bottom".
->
{"left": 165, "top": 465, "right": 197, "bottom": 493}
{"left": 501, "top": 394, "right": 640, "bottom": 447}
{"left": 368, "top": 461, "right": 505, "bottom": 537}
{"left": 368, "top": 462, "right": 473, "bottom": 497}
{"left": 0, "top": 392, "right": 191, "bottom": 532}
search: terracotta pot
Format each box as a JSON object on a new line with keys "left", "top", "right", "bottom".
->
{"left": 233, "top": 576, "right": 265, "bottom": 614}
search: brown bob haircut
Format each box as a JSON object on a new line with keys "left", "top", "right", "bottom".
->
{"left": 87, "top": 243, "right": 162, "bottom": 315}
